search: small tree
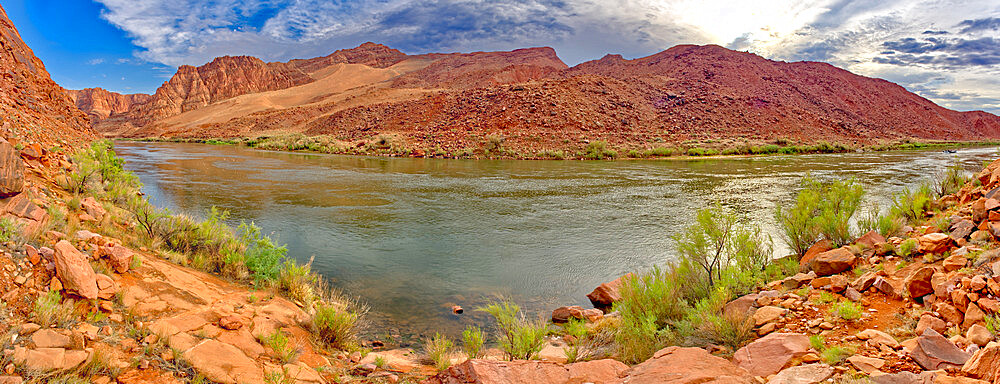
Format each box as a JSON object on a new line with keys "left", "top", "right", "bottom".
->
{"left": 776, "top": 176, "right": 864, "bottom": 255}
{"left": 675, "top": 204, "right": 773, "bottom": 294}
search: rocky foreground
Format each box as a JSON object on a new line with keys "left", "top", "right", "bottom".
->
{"left": 4, "top": 130, "right": 1000, "bottom": 384}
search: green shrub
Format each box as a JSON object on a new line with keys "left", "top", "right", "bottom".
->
{"left": 424, "top": 333, "right": 454, "bottom": 371}
{"left": 820, "top": 346, "right": 853, "bottom": 365}
{"left": 832, "top": 301, "right": 863, "bottom": 320}
{"left": 0, "top": 217, "right": 19, "bottom": 243}
{"left": 259, "top": 330, "right": 300, "bottom": 363}
{"left": 776, "top": 176, "right": 864, "bottom": 254}
{"left": 34, "top": 290, "right": 75, "bottom": 328}
{"left": 277, "top": 258, "right": 318, "bottom": 306}
{"left": 236, "top": 221, "right": 287, "bottom": 283}
{"left": 935, "top": 160, "right": 970, "bottom": 197}
{"left": 809, "top": 335, "right": 826, "bottom": 351}
{"left": 478, "top": 299, "right": 548, "bottom": 360}
{"left": 461, "top": 325, "right": 487, "bottom": 359}
{"left": 898, "top": 238, "right": 919, "bottom": 259}
{"left": 674, "top": 204, "right": 773, "bottom": 297}
{"left": 647, "top": 147, "right": 674, "bottom": 157}
{"left": 890, "top": 184, "right": 934, "bottom": 224}
{"left": 614, "top": 310, "right": 671, "bottom": 364}
{"left": 584, "top": 141, "right": 616, "bottom": 160}
{"left": 484, "top": 135, "right": 505, "bottom": 156}
{"left": 985, "top": 315, "right": 999, "bottom": 337}
{"left": 312, "top": 302, "right": 362, "bottom": 350}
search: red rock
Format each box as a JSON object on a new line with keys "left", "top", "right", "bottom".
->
{"left": 964, "top": 303, "right": 986, "bottom": 329}
{"left": 0, "top": 139, "right": 23, "bottom": 197}
{"left": 52, "top": 240, "right": 99, "bottom": 299}
{"left": 586, "top": 273, "right": 633, "bottom": 307}
{"left": 935, "top": 302, "right": 964, "bottom": 326}
{"left": 799, "top": 240, "right": 834, "bottom": 269}
{"left": 918, "top": 233, "right": 953, "bottom": 254}
{"left": 218, "top": 315, "right": 245, "bottom": 331}
{"left": 423, "top": 358, "right": 629, "bottom": 384}
{"left": 904, "top": 267, "right": 935, "bottom": 299}
{"left": 909, "top": 329, "right": 971, "bottom": 370}
{"left": 732, "top": 332, "right": 811, "bottom": 376}
{"left": 99, "top": 245, "right": 134, "bottom": 273}
{"left": 856, "top": 230, "right": 886, "bottom": 250}
{"left": 807, "top": 247, "right": 856, "bottom": 276}
{"left": 551, "top": 306, "right": 586, "bottom": 323}
{"left": 626, "top": 346, "right": 752, "bottom": 383}
{"left": 961, "top": 341, "right": 1000, "bottom": 382}
{"left": 80, "top": 197, "right": 106, "bottom": 221}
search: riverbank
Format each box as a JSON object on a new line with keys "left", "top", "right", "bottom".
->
{"left": 125, "top": 133, "right": 1000, "bottom": 160}
{"left": 4, "top": 136, "right": 1000, "bottom": 383}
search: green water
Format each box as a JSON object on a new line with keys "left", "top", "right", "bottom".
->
{"left": 113, "top": 141, "right": 998, "bottom": 341}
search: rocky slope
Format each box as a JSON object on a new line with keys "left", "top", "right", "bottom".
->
{"left": 75, "top": 43, "right": 1000, "bottom": 157}
{"left": 0, "top": 4, "right": 93, "bottom": 147}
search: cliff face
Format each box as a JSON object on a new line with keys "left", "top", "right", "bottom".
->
{"left": 0, "top": 4, "right": 93, "bottom": 146}
{"left": 67, "top": 88, "right": 152, "bottom": 120}
{"left": 75, "top": 41, "right": 1000, "bottom": 151}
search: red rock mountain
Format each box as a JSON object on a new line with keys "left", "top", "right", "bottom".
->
{"left": 75, "top": 42, "right": 1000, "bottom": 156}
{"left": 67, "top": 88, "right": 151, "bottom": 120}
{"left": 0, "top": 4, "right": 94, "bottom": 146}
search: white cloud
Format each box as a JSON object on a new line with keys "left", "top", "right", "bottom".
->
{"left": 87, "top": 58, "right": 106, "bottom": 65}
{"left": 93, "top": 0, "right": 1000, "bottom": 112}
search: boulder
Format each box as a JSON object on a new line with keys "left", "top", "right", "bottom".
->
{"left": 909, "top": 329, "right": 971, "bottom": 370}
{"left": 182, "top": 340, "right": 264, "bottom": 384}
{"left": 723, "top": 294, "right": 758, "bottom": 318}
{"left": 870, "top": 371, "right": 935, "bottom": 384}
{"left": 846, "top": 355, "right": 885, "bottom": 374}
{"left": 100, "top": 245, "right": 134, "bottom": 273}
{"left": 424, "top": 358, "right": 630, "bottom": 384}
{"left": 961, "top": 341, "right": 1000, "bottom": 382}
{"left": 732, "top": 333, "right": 811, "bottom": 376}
{"left": 53, "top": 240, "right": 99, "bottom": 299}
{"left": 766, "top": 363, "right": 833, "bottom": 384}
{"left": 30, "top": 329, "right": 72, "bottom": 349}
{"left": 551, "top": 306, "right": 585, "bottom": 323}
{"left": 80, "top": 197, "right": 106, "bottom": 221}
{"left": 943, "top": 254, "right": 968, "bottom": 272}
{"left": 856, "top": 230, "right": 886, "bottom": 250}
{"left": 966, "top": 324, "right": 993, "bottom": 347}
{"left": 916, "top": 315, "right": 948, "bottom": 337}
{"left": 857, "top": 329, "right": 900, "bottom": 349}
{"left": 919, "top": 233, "right": 953, "bottom": 254}
{"left": 626, "top": 346, "right": 753, "bottom": 384}
{"left": 752, "top": 306, "right": 787, "bottom": 327}
{"left": 963, "top": 303, "right": 986, "bottom": 329}
{"left": 586, "top": 274, "right": 633, "bottom": 307}
{"left": 219, "top": 315, "right": 245, "bottom": 331}
{"left": 800, "top": 240, "right": 834, "bottom": 270}
{"left": 807, "top": 247, "right": 856, "bottom": 276}
{"left": 935, "top": 302, "right": 964, "bottom": 325}
{"left": 0, "top": 139, "right": 24, "bottom": 197}
{"left": 904, "top": 267, "right": 936, "bottom": 299}
{"left": 951, "top": 220, "right": 975, "bottom": 242}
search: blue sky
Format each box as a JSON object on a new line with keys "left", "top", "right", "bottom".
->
{"left": 4, "top": 0, "right": 1000, "bottom": 113}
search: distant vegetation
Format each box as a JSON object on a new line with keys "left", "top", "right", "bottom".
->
{"left": 131, "top": 134, "right": 1000, "bottom": 161}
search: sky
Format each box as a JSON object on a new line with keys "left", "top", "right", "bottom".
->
{"left": 3, "top": 0, "right": 1000, "bottom": 113}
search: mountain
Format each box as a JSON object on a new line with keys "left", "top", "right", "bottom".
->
{"left": 0, "top": 4, "right": 93, "bottom": 146}
{"left": 67, "top": 88, "right": 151, "bottom": 120}
{"left": 74, "top": 42, "right": 1000, "bottom": 156}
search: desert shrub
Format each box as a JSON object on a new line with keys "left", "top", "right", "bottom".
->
{"left": 277, "top": 258, "right": 318, "bottom": 306}
{"left": 776, "top": 176, "right": 865, "bottom": 254}
{"left": 424, "top": 333, "right": 454, "bottom": 371}
{"left": 77, "top": 345, "right": 120, "bottom": 378}
{"left": 857, "top": 203, "right": 904, "bottom": 237}
{"left": 614, "top": 309, "right": 671, "bottom": 364}
{"left": 890, "top": 184, "right": 934, "bottom": 224}
{"left": 0, "top": 217, "right": 20, "bottom": 243}
{"left": 478, "top": 299, "right": 548, "bottom": 361}
{"left": 674, "top": 204, "right": 773, "bottom": 297}
{"left": 647, "top": 147, "right": 675, "bottom": 157}
{"left": 584, "top": 141, "right": 617, "bottom": 160}
{"left": 312, "top": 301, "right": 362, "bottom": 350}
{"left": 831, "top": 301, "right": 863, "bottom": 320}
{"left": 935, "top": 160, "right": 970, "bottom": 197}
{"left": 985, "top": 315, "right": 999, "bottom": 337}
{"left": 461, "top": 325, "right": 487, "bottom": 359}
{"left": 821, "top": 346, "right": 853, "bottom": 365}
{"left": 34, "top": 290, "right": 75, "bottom": 328}
{"left": 236, "top": 221, "right": 287, "bottom": 283}
{"left": 259, "top": 330, "right": 300, "bottom": 364}
{"left": 484, "top": 135, "right": 505, "bottom": 156}
{"left": 898, "top": 238, "right": 919, "bottom": 259}
{"left": 809, "top": 335, "right": 826, "bottom": 351}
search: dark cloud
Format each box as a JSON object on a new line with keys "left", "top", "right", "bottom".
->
{"left": 922, "top": 30, "right": 949, "bottom": 35}
{"left": 957, "top": 17, "right": 1000, "bottom": 33}
{"left": 877, "top": 36, "right": 1000, "bottom": 67}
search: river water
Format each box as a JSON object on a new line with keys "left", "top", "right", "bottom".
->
{"left": 113, "top": 141, "right": 998, "bottom": 342}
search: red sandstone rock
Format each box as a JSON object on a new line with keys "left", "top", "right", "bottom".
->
{"left": 808, "top": 247, "right": 856, "bottom": 276}
{"left": 586, "top": 273, "right": 633, "bottom": 307}
{"left": 53, "top": 240, "right": 99, "bottom": 299}
{"left": 423, "top": 358, "right": 628, "bottom": 384}
{"left": 732, "top": 332, "right": 811, "bottom": 376}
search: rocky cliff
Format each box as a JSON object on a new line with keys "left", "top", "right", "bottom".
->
{"left": 67, "top": 88, "right": 151, "bottom": 120}
{"left": 75, "top": 42, "right": 1000, "bottom": 155}
{"left": 0, "top": 4, "right": 93, "bottom": 146}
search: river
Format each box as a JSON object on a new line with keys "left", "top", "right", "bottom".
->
{"left": 113, "top": 141, "right": 998, "bottom": 343}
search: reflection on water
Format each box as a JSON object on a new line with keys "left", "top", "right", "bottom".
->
{"left": 114, "top": 141, "right": 999, "bottom": 340}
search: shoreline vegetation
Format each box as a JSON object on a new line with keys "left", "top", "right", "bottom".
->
{"left": 125, "top": 133, "right": 1000, "bottom": 160}
{"left": 5, "top": 136, "right": 1000, "bottom": 383}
